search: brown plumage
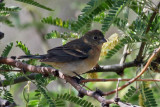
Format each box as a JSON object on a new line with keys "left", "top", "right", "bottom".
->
{"left": 18, "top": 30, "right": 106, "bottom": 76}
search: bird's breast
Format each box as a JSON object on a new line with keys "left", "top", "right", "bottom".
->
{"left": 84, "top": 45, "right": 101, "bottom": 68}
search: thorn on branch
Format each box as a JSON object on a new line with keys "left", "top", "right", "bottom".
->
{"left": 116, "top": 70, "right": 124, "bottom": 76}
{"left": 114, "top": 97, "right": 120, "bottom": 103}
{"left": 134, "top": 58, "right": 143, "bottom": 66}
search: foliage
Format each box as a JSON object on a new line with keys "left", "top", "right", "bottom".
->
{"left": 36, "top": 80, "right": 55, "bottom": 107}
{"left": 56, "top": 93, "right": 94, "bottom": 107}
{"left": 0, "top": 2, "right": 18, "bottom": 26}
{"left": 3, "top": 89, "right": 14, "bottom": 103}
{"left": 16, "top": 41, "right": 31, "bottom": 55}
{"left": 139, "top": 82, "right": 157, "bottom": 107}
{"left": 101, "top": 0, "right": 129, "bottom": 32}
{"left": 15, "top": 0, "right": 54, "bottom": 11}
{"left": 44, "top": 31, "right": 78, "bottom": 40}
{"left": 73, "top": 0, "right": 113, "bottom": 33}
{"left": 1, "top": 42, "right": 13, "bottom": 57}
{"left": 41, "top": 17, "right": 73, "bottom": 30}
{"left": 123, "top": 86, "right": 137, "bottom": 102}
{"left": 105, "top": 33, "right": 147, "bottom": 58}
{"left": 0, "top": 43, "right": 15, "bottom": 104}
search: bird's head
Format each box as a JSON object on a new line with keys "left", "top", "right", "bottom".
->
{"left": 82, "top": 30, "right": 107, "bottom": 46}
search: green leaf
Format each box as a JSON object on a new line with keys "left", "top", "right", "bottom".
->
{"left": 15, "top": 0, "right": 53, "bottom": 11}
{"left": 3, "top": 89, "right": 14, "bottom": 103}
{"left": 106, "top": 34, "right": 148, "bottom": 59}
{"left": 44, "top": 30, "right": 78, "bottom": 40}
{"left": 56, "top": 93, "right": 95, "bottom": 107}
{"left": 0, "top": 6, "right": 20, "bottom": 12}
{"left": 16, "top": 41, "right": 31, "bottom": 55}
{"left": 41, "top": 16, "right": 73, "bottom": 30}
{"left": 140, "top": 82, "right": 157, "bottom": 107}
{"left": 102, "top": 0, "right": 128, "bottom": 32}
{"left": 28, "top": 100, "right": 39, "bottom": 106}
{"left": 35, "top": 76, "right": 55, "bottom": 107}
{"left": 1, "top": 42, "right": 13, "bottom": 57}
{"left": 73, "top": 0, "right": 113, "bottom": 32}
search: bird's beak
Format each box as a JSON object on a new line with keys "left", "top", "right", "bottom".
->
{"left": 100, "top": 38, "right": 107, "bottom": 43}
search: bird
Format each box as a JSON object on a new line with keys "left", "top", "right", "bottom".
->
{"left": 18, "top": 30, "right": 107, "bottom": 77}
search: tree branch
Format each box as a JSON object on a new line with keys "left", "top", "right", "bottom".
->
{"left": 0, "top": 73, "right": 38, "bottom": 86}
{"left": 87, "top": 60, "right": 140, "bottom": 75}
{"left": 0, "top": 57, "right": 115, "bottom": 106}
{"left": 0, "top": 46, "right": 159, "bottom": 106}
{"left": 136, "top": 2, "right": 160, "bottom": 61}
{"left": 103, "top": 47, "right": 160, "bottom": 96}
{"left": 0, "top": 59, "right": 141, "bottom": 86}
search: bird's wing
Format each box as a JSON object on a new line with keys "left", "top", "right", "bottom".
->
{"left": 41, "top": 40, "right": 92, "bottom": 62}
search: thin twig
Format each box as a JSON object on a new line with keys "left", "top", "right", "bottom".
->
{"left": 148, "top": 68, "right": 160, "bottom": 90}
{"left": 0, "top": 57, "right": 114, "bottom": 105}
{"left": 115, "top": 78, "right": 121, "bottom": 99}
{"left": 81, "top": 78, "right": 160, "bottom": 83}
{"left": 104, "top": 47, "right": 160, "bottom": 96}
{"left": 0, "top": 69, "right": 22, "bottom": 72}
{"left": 120, "top": 45, "right": 128, "bottom": 64}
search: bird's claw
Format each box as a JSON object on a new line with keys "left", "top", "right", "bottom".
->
{"left": 72, "top": 76, "right": 85, "bottom": 84}
{"left": 93, "top": 88, "right": 103, "bottom": 96}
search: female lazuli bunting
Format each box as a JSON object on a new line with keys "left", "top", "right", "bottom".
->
{"left": 18, "top": 30, "right": 107, "bottom": 77}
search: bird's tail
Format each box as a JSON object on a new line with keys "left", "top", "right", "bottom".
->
{"left": 18, "top": 55, "right": 46, "bottom": 59}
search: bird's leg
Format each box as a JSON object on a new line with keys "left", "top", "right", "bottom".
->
{"left": 73, "top": 72, "right": 85, "bottom": 80}
{"left": 71, "top": 72, "right": 85, "bottom": 84}
{"left": 71, "top": 76, "right": 82, "bottom": 84}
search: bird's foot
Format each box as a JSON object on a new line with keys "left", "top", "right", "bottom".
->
{"left": 72, "top": 72, "right": 85, "bottom": 84}
{"left": 93, "top": 88, "right": 103, "bottom": 96}
{"left": 71, "top": 76, "right": 85, "bottom": 84}
{"left": 73, "top": 72, "right": 85, "bottom": 79}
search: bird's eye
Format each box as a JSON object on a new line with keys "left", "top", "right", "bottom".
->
{"left": 93, "top": 36, "right": 98, "bottom": 40}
